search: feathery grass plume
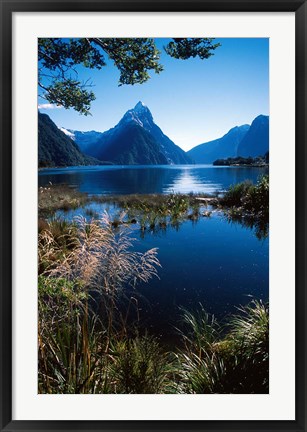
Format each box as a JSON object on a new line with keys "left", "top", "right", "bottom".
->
{"left": 38, "top": 212, "right": 161, "bottom": 393}
{"left": 44, "top": 213, "right": 160, "bottom": 293}
{"left": 38, "top": 217, "right": 79, "bottom": 274}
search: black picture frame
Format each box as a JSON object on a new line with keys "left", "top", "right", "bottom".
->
{"left": 1, "top": 1, "right": 306, "bottom": 431}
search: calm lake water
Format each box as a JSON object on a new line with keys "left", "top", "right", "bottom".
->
{"left": 135, "top": 215, "right": 268, "bottom": 342}
{"left": 38, "top": 164, "right": 268, "bottom": 195}
{"left": 39, "top": 165, "right": 269, "bottom": 343}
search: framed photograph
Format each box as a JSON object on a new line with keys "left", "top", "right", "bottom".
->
{"left": 1, "top": 0, "right": 306, "bottom": 431}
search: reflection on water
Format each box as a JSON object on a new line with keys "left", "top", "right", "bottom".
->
{"left": 225, "top": 213, "right": 269, "bottom": 241}
{"left": 52, "top": 200, "right": 269, "bottom": 341}
{"left": 39, "top": 164, "right": 269, "bottom": 342}
{"left": 39, "top": 164, "right": 268, "bottom": 195}
{"left": 132, "top": 214, "right": 269, "bottom": 341}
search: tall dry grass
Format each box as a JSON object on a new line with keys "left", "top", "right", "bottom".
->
{"left": 38, "top": 213, "right": 160, "bottom": 393}
{"left": 38, "top": 212, "right": 269, "bottom": 394}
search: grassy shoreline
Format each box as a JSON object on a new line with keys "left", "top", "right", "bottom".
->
{"left": 38, "top": 177, "right": 269, "bottom": 394}
{"left": 39, "top": 175, "right": 268, "bottom": 238}
{"left": 38, "top": 185, "right": 218, "bottom": 216}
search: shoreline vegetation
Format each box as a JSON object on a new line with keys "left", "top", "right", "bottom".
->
{"left": 213, "top": 153, "right": 269, "bottom": 167}
{"left": 39, "top": 175, "right": 269, "bottom": 239}
{"left": 38, "top": 176, "right": 269, "bottom": 394}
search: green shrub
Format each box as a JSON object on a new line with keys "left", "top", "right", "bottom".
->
{"left": 108, "top": 335, "right": 175, "bottom": 394}
{"left": 221, "top": 180, "right": 253, "bottom": 207}
{"left": 221, "top": 176, "right": 269, "bottom": 239}
{"left": 242, "top": 175, "right": 269, "bottom": 218}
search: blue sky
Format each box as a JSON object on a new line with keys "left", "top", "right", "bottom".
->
{"left": 38, "top": 38, "right": 269, "bottom": 151}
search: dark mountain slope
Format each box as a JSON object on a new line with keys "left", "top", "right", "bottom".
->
{"left": 237, "top": 115, "right": 269, "bottom": 158}
{"left": 59, "top": 128, "right": 104, "bottom": 154}
{"left": 78, "top": 102, "right": 192, "bottom": 165}
{"left": 187, "top": 125, "right": 250, "bottom": 164}
{"left": 38, "top": 112, "right": 100, "bottom": 167}
{"left": 88, "top": 122, "right": 168, "bottom": 165}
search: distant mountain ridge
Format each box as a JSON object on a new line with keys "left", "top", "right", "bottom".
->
{"left": 42, "top": 105, "right": 268, "bottom": 168}
{"left": 188, "top": 115, "right": 269, "bottom": 164}
{"left": 60, "top": 128, "right": 104, "bottom": 154}
{"left": 237, "top": 115, "right": 269, "bottom": 158}
{"left": 69, "top": 102, "right": 192, "bottom": 165}
{"left": 38, "top": 112, "right": 101, "bottom": 168}
{"left": 188, "top": 125, "right": 250, "bottom": 164}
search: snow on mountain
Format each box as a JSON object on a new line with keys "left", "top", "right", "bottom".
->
{"left": 70, "top": 102, "right": 192, "bottom": 165}
{"left": 119, "top": 101, "right": 154, "bottom": 131}
{"left": 59, "top": 127, "right": 76, "bottom": 139}
{"left": 39, "top": 113, "right": 100, "bottom": 167}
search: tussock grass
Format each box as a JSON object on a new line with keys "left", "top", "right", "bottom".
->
{"left": 107, "top": 334, "right": 177, "bottom": 394}
{"left": 38, "top": 275, "right": 104, "bottom": 394}
{"left": 38, "top": 212, "right": 161, "bottom": 393}
{"left": 176, "top": 300, "right": 269, "bottom": 394}
{"left": 38, "top": 185, "right": 269, "bottom": 394}
{"left": 39, "top": 264, "right": 269, "bottom": 394}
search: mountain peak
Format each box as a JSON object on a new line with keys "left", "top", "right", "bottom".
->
{"left": 251, "top": 114, "right": 269, "bottom": 125}
{"left": 72, "top": 102, "right": 191, "bottom": 165}
{"left": 132, "top": 101, "right": 152, "bottom": 118}
{"left": 187, "top": 122, "right": 253, "bottom": 164}
{"left": 134, "top": 101, "right": 147, "bottom": 110}
{"left": 227, "top": 124, "right": 250, "bottom": 136}
{"left": 120, "top": 101, "right": 153, "bottom": 129}
{"left": 236, "top": 115, "right": 269, "bottom": 158}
